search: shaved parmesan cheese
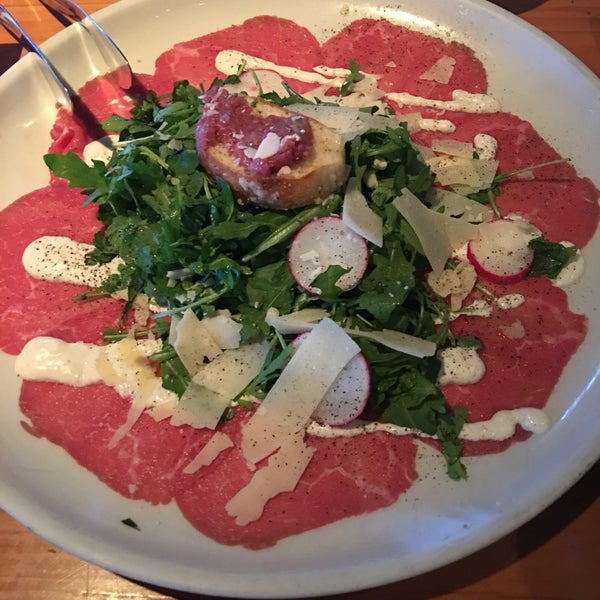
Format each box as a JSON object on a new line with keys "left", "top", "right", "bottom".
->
{"left": 170, "top": 384, "right": 230, "bottom": 430}
{"left": 342, "top": 177, "right": 383, "bottom": 246}
{"left": 427, "top": 155, "right": 482, "bottom": 187}
{"left": 346, "top": 328, "right": 436, "bottom": 357}
{"left": 171, "top": 342, "right": 269, "bottom": 430}
{"left": 290, "top": 104, "right": 394, "bottom": 143}
{"left": 83, "top": 135, "right": 118, "bottom": 165}
{"left": 431, "top": 138, "right": 475, "bottom": 158}
{"left": 393, "top": 188, "right": 479, "bottom": 273}
{"left": 170, "top": 308, "right": 222, "bottom": 376}
{"left": 253, "top": 131, "right": 282, "bottom": 160}
{"left": 241, "top": 318, "right": 360, "bottom": 464}
{"left": 474, "top": 133, "right": 498, "bottom": 160}
{"left": 266, "top": 308, "right": 436, "bottom": 357}
{"left": 183, "top": 431, "right": 234, "bottom": 474}
{"left": 201, "top": 311, "right": 242, "bottom": 349}
{"left": 96, "top": 338, "right": 178, "bottom": 448}
{"left": 427, "top": 261, "right": 477, "bottom": 311}
{"left": 226, "top": 431, "right": 316, "bottom": 525}
{"left": 146, "top": 396, "right": 179, "bottom": 421}
{"left": 427, "top": 154, "right": 498, "bottom": 193}
{"left": 427, "top": 188, "right": 494, "bottom": 223}
{"left": 471, "top": 158, "right": 499, "bottom": 190}
{"left": 419, "top": 55, "right": 456, "bottom": 84}
{"left": 265, "top": 307, "right": 330, "bottom": 334}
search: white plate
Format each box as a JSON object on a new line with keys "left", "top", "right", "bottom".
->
{"left": 1, "top": 0, "right": 598, "bottom": 597}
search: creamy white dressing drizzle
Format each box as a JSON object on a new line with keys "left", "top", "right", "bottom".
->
{"left": 216, "top": 50, "right": 346, "bottom": 86}
{"left": 16, "top": 336, "right": 178, "bottom": 420}
{"left": 496, "top": 293, "right": 525, "bottom": 310}
{"left": 418, "top": 118, "right": 456, "bottom": 133}
{"left": 552, "top": 244, "right": 585, "bottom": 287}
{"left": 215, "top": 50, "right": 497, "bottom": 130}
{"left": 307, "top": 408, "right": 550, "bottom": 442}
{"left": 17, "top": 336, "right": 550, "bottom": 445}
{"left": 387, "top": 89, "right": 501, "bottom": 113}
{"left": 22, "top": 236, "right": 122, "bottom": 288}
{"left": 473, "top": 133, "right": 498, "bottom": 160}
{"left": 437, "top": 346, "right": 485, "bottom": 385}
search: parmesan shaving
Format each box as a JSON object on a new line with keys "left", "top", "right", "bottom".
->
{"left": 265, "top": 307, "right": 330, "bottom": 334}
{"left": 183, "top": 431, "right": 234, "bottom": 474}
{"left": 201, "top": 311, "right": 242, "bottom": 349}
{"left": 170, "top": 308, "right": 222, "bottom": 376}
{"left": 342, "top": 177, "right": 383, "bottom": 246}
{"left": 289, "top": 104, "right": 394, "bottom": 143}
{"left": 226, "top": 431, "right": 316, "bottom": 525}
{"left": 392, "top": 188, "right": 479, "bottom": 273}
{"left": 241, "top": 318, "right": 360, "bottom": 464}
{"left": 427, "top": 188, "right": 494, "bottom": 223}
{"left": 96, "top": 338, "right": 178, "bottom": 449}
{"left": 266, "top": 308, "right": 436, "bottom": 357}
{"left": 427, "top": 261, "right": 477, "bottom": 311}
{"left": 419, "top": 55, "right": 456, "bottom": 84}
{"left": 431, "top": 138, "right": 476, "bottom": 158}
{"left": 170, "top": 342, "right": 269, "bottom": 430}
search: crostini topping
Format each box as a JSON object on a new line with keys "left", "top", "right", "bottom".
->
{"left": 197, "top": 87, "right": 313, "bottom": 176}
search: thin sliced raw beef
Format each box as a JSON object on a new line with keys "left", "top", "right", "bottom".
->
{"left": 176, "top": 413, "right": 418, "bottom": 549}
{"left": 321, "top": 18, "right": 488, "bottom": 98}
{"left": 441, "top": 277, "right": 587, "bottom": 455}
{"left": 152, "top": 16, "right": 325, "bottom": 95}
{"left": 48, "top": 74, "right": 149, "bottom": 157}
{"left": 0, "top": 181, "right": 124, "bottom": 354}
{"left": 20, "top": 381, "right": 213, "bottom": 504}
{"left": 413, "top": 111, "right": 600, "bottom": 247}
{"left": 19, "top": 380, "right": 418, "bottom": 548}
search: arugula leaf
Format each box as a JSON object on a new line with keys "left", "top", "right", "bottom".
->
{"left": 44, "top": 79, "right": 470, "bottom": 481}
{"left": 529, "top": 237, "right": 578, "bottom": 279}
{"left": 310, "top": 265, "right": 350, "bottom": 300}
{"left": 358, "top": 237, "right": 415, "bottom": 324}
{"left": 44, "top": 152, "right": 108, "bottom": 194}
{"left": 339, "top": 60, "right": 362, "bottom": 97}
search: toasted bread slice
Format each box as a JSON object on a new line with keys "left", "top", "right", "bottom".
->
{"left": 195, "top": 93, "right": 347, "bottom": 210}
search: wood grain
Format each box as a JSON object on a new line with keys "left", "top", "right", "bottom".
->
{"left": 1, "top": 1, "right": 599, "bottom": 598}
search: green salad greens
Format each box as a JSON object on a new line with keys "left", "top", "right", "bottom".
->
{"left": 44, "top": 79, "right": 493, "bottom": 481}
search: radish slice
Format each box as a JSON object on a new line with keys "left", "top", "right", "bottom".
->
{"left": 292, "top": 332, "right": 371, "bottom": 426}
{"left": 467, "top": 218, "right": 540, "bottom": 283}
{"left": 288, "top": 215, "right": 369, "bottom": 295}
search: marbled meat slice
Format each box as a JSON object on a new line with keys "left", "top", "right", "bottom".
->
{"left": 152, "top": 16, "right": 324, "bottom": 94}
{"left": 441, "top": 277, "right": 587, "bottom": 456}
{"left": 321, "top": 18, "right": 488, "bottom": 98}
{"left": 176, "top": 413, "right": 418, "bottom": 549}
{"left": 0, "top": 182, "right": 124, "bottom": 355}
{"left": 20, "top": 380, "right": 214, "bottom": 504}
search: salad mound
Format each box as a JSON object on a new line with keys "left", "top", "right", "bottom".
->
{"left": 0, "top": 15, "right": 597, "bottom": 549}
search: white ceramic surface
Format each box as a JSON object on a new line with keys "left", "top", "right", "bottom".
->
{"left": 0, "top": 1, "right": 598, "bottom": 597}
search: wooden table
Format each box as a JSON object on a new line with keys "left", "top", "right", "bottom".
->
{"left": 1, "top": 1, "right": 598, "bottom": 598}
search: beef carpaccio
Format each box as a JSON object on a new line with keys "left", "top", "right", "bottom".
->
{"left": 0, "top": 15, "right": 598, "bottom": 549}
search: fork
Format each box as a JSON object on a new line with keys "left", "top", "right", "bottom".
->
{"left": 0, "top": 0, "right": 132, "bottom": 109}
{"left": 0, "top": 3, "right": 74, "bottom": 107}
{"left": 40, "top": 0, "right": 132, "bottom": 89}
